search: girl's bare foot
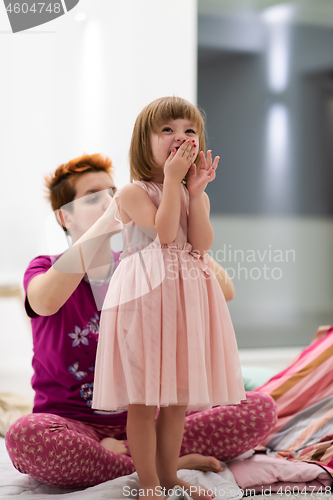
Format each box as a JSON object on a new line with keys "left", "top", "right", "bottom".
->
{"left": 138, "top": 481, "right": 161, "bottom": 499}
{"left": 99, "top": 437, "right": 128, "bottom": 455}
{"left": 177, "top": 453, "right": 223, "bottom": 473}
{"left": 162, "top": 478, "right": 215, "bottom": 500}
{"left": 176, "top": 479, "right": 215, "bottom": 500}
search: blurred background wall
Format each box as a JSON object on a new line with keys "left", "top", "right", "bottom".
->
{"left": 197, "top": 0, "right": 333, "bottom": 347}
{"left": 0, "top": 0, "right": 197, "bottom": 397}
{"left": 0, "top": 0, "right": 332, "bottom": 399}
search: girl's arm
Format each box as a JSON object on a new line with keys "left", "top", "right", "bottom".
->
{"left": 120, "top": 186, "right": 235, "bottom": 301}
{"left": 207, "top": 255, "right": 235, "bottom": 301}
{"left": 119, "top": 177, "right": 182, "bottom": 244}
{"left": 186, "top": 150, "right": 219, "bottom": 256}
{"left": 187, "top": 187, "right": 234, "bottom": 298}
{"left": 187, "top": 192, "right": 214, "bottom": 256}
{"left": 120, "top": 141, "right": 196, "bottom": 244}
{"left": 27, "top": 196, "right": 122, "bottom": 316}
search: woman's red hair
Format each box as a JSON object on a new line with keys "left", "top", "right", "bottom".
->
{"left": 44, "top": 153, "right": 114, "bottom": 232}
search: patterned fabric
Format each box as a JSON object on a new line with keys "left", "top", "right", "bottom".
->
{"left": 5, "top": 413, "right": 134, "bottom": 488}
{"left": 180, "top": 393, "right": 277, "bottom": 460}
{"left": 255, "top": 326, "right": 333, "bottom": 476}
{"left": 5, "top": 392, "right": 277, "bottom": 488}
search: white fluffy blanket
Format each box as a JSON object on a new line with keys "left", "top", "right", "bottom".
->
{"left": 0, "top": 437, "right": 242, "bottom": 499}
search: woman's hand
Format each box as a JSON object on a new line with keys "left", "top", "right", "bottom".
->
{"left": 101, "top": 189, "right": 122, "bottom": 230}
{"left": 164, "top": 140, "right": 196, "bottom": 184}
{"left": 187, "top": 150, "right": 219, "bottom": 198}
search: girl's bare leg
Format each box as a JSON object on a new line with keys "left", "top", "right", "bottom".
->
{"left": 155, "top": 406, "right": 215, "bottom": 500}
{"left": 126, "top": 404, "right": 160, "bottom": 499}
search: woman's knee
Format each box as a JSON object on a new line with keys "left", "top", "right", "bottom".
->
{"left": 245, "top": 391, "right": 277, "bottom": 426}
{"left": 235, "top": 391, "right": 278, "bottom": 444}
{"left": 5, "top": 413, "right": 70, "bottom": 465}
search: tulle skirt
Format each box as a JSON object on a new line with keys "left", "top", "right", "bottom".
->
{"left": 92, "top": 242, "right": 246, "bottom": 413}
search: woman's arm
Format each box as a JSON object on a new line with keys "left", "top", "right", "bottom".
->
{"left": 27, "top": 196, "right": 122, "bottom": 317}
{"left": 207, "top": 254, "right": 235, "bottom": 301}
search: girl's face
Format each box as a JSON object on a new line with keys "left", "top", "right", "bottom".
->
{"left": 151, "top": 118, "right": 200, "bottom": 170}
{"left": 61, "top": 171, "right": 117, "bottom": 242}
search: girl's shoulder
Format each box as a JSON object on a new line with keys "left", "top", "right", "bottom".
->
{"left": 120, "top": 180, "right": 188, "bottom": 200}
{"left": 121, "top": 180, "right": 162, "bottom": 196}
{"left": 132, "top": 180, "right": 163, "bottom": 187}
{"left": 119, "top": 181, "right": 150, "bottom": 197}
{"left": 118, "top": 182, "right": 158, "bottom": 213}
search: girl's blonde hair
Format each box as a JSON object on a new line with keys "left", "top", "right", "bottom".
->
{"left": 129, "top": 96, "right": 206, "bottom": 184}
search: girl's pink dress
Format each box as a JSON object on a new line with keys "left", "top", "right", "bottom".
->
{"left": 92, "top": 181, "right": 246, "bottom": 412}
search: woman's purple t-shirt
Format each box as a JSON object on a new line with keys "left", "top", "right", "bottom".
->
{"left": 23, "top": 253, "right": 128, "bottom": 426}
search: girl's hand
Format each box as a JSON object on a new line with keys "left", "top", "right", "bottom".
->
{"left": 164, "top": 140, "right": 196, "bottom": 184}
{"left": 187, "top": 150, "right": 219, "bottom": 198}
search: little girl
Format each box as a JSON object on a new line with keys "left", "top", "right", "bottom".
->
{"left": 92, "top": 97, "right": 246, "bottom": 500}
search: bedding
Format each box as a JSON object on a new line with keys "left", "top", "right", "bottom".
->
{"left": 0, "top": 393, "right": 32, "bottom": 437}
{"left": 0, "top": 437, "right": 242, "bottom": 500}
{"left": 255, "top": 325, "right": 333, "bottom": 477}
{"left": 228, "top": 454, "right": 332, "bottom": 494}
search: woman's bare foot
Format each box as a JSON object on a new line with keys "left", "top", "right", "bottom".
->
{"left": 99, "top": 437, "right": 128, "bottom": 455}
{"left": 162, "top": 478, "right": 215, "bottom": 500}
{"left": 177, "top": 453, "right": 223, "bottom": 473}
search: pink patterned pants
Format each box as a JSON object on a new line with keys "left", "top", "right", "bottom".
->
{"left": 5, "top": 392, "right": 276, "bottom": 488}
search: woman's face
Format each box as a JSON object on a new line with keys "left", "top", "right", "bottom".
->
{"left": 62, "top": 171, "right": 117, "bottom": 241}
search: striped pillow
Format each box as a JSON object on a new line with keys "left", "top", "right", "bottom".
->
{"left": 255, "top": 325, "right": 333, "bottom": 471}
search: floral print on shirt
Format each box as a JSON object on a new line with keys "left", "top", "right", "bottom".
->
{"left": 66, "top": 318, "right": 100, "bottom": 406}
{"left": 68, "top": 326, "right": 89, "bottom": 346}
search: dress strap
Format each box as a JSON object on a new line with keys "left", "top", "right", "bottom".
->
{"left": 132, "top": 180, "right": 149, "bottom": 192}
{"left": 113, "top": 197, "right": 122, "bottom": 225}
